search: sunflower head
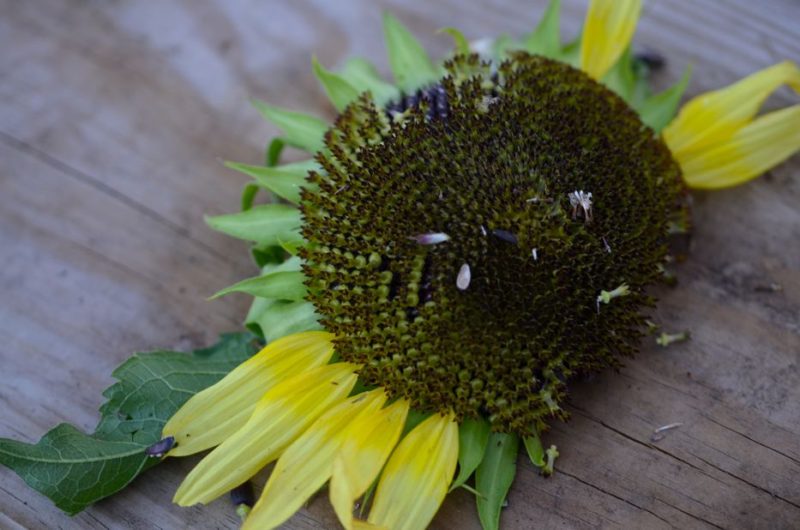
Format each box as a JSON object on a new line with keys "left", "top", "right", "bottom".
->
{"left": 165, "top": 2, "right": 799, "bottom": 529}
{"left": 300, "top": 52, "right": 685, "bottom": 434}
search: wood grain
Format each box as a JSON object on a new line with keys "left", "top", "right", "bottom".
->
{"left": 1, "top": 0, "right": 798, "bottom": 528}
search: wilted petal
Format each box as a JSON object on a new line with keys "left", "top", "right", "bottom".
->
{"left": 173, "top": 363, "right": 358, "bottom": 506}
{"left": 163, "top": 331, "right": 334, "bottom": 456}
{"left": 679, "top": 105, "right": 800, "bottom": 189}
{"left": 367, "top": 413, "right": 458, "bottom": 530}
{"left": 580, "top": 0, "right": 642, "bottom": 80}
{"left": 330, "top": 398, "right": 409, "bottom": 529}
{"left": 243, "top": 390, "right": 387, "bottom": 529}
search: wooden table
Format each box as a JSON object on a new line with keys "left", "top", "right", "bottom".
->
{"left": 2, "top": 0, "right": 798, "bottom": 528}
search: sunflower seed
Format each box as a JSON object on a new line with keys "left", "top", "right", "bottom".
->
{"left": 457, "top": 263, "right": 471, "bottom": 290}
{"left": 410, "top": 232, "right": 450, "bottom": 245}
{"left": 492, "top": 229, "right": 518, "bottom": 244}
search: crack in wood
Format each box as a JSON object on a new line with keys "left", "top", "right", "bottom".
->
{"left": 0, "top": 483, "right": 52, "bottom": 529}
{"left": 687, "top": 451, "right": 800, "bottom": 512}
{"left": 556, "top": 468, "right": 676, "bottom": 528}
{"left": 84, "top": 511, "right": 111, "bottom": 530}
{"left": 569, "top": 405, "right": 800, "bottom": 524}
{"left": 653, "top": 498, "right": 725, "bottom": 530}
{"left": 702, "top": 414, "right": 800, "bottom": 467}
{"left": 569, "top": 407, "right": 731, "bottom": 488}
{"left": 0, "top": 131, "right": 231, "bottom": 264}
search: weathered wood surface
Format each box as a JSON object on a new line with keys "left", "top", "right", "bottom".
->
{"left": 1, "top": 0, "right": 798, "bottom": 528}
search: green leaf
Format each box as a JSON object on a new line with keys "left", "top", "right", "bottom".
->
{"left": 245, "top": 297, "right": 321, "bottom": 342}
{"left": 312, "top": 56, "right": 360, "bottom": 112}
{"left": 557, "top": 33, "right": 581, "bottom": 67}
{"left": 491, "top": 34, "right": 518, "bottom": 62}
{"left": 603, "top": 49, "right": 653, "bottom": 108}
{"left": 242, "top": 258, "right": 320, "bottom": 341}
{"left": 252, "top": 99, "right": 328, "bottom": 154}
{"left": 522, "top": 432, "right": 546, "bottom": 468}
{"left": 251, "top": 245, "right": 288, "bottom": 267}
{"left": 450, "top": 417, "right": 491, "bottom": 491}
{"left": 280, "top": 159, "right": 320, "bottom": 173}
{"left": 277, "top": 235, "right": 305, "bottom": 255}
{"left": 258, "top": 255, "right": 303, "bottom": 274}
{"left": 401, "top": 409, "right": 431, "bottom": 437}
{"left": 628, "top": 60, "right": 652, "bottom": 110}
{"left": 602, "top": 47, "right": 638, "bottom": 103}
{"left": 212, "top": 270, "right": 307, "bottom": 301}
{"left": 226, "top": 160, "right": 317, "bottom": 204}
{"left": 265, "top": 137, "right": 286, "bottom": 167}
{"left": 205, "top": 204, "right": 301, "bottom": 246}
{"left": 475, "top": 432, "right": 519, "bottom": 530}
{"left": 638, "top": 64, "right": 692, "bottom": 133}
{"left": 0, "top": 333, "right": 260, "bottom": 515}
{"left": 439, "top": 27, "right": 470, "bottom": 55}
{"left": 0, "top": 425, "right": 151, "bottom": 516}
{"left": 382, "top": 12, "right": 439, "bottom": 93}
{"left": 241, "top": 182, "right": 260, "bottom": 211}
{"left": 339, "top": 58, "right": 400, "bottom": 106}
{"left": 240, "top": 155, "right": 315, "bottom": 212}
{"left": 524, "top": 0, "right": 561, "bottom": 58}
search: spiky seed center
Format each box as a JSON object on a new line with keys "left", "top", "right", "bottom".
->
{"left": 300, "top": 53, "right": 684, "bottom": 434}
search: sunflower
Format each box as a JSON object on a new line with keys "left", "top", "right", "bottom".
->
{"left": 159, "top": 1, "right": 800, "bottom": 528}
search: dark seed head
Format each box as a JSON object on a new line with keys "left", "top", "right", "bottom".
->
{"left": 301, "top": 53, "right": 685, "bottom": 434}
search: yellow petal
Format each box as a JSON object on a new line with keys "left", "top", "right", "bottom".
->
{"left": 163, "top": 331, "right": 334, "bottom": 456}
{"left": 580, "top": 0, "right": 642, "bottom": 80}
{"left": 678, "top": 105, "right": 800, "bottom": 189}
{"left": 173, "top": 362, "right": 358, "bottom": 506}
{"left": 367, "top": 412, "right": 459, "bottom": 530}
{"left": 330, "top": 398, "right": 409, "bottom": 530}
{"left": 242, "top": 389, "right": 387, "bottom": 530}
{"left": 664, "top": 61, "right": 800, "bottom": 156}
